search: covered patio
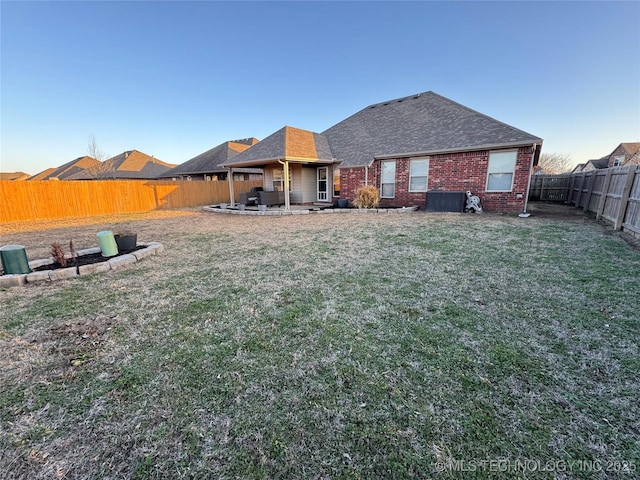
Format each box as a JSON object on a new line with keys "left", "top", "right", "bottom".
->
{"left": 221, "top": 126, "right": 340, "bottom": 211}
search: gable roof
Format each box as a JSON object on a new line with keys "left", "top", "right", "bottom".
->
{"left": 585, "top": 157, "right": 609, "bottom": 170}
{"left": 66, "top": 150, "right": 176, "bottom": 179}
{"left": 28, "top": 156, "right": 100, "bottom": 180}
{"left": 157, "top": 138, "right": 259, "bottom": 178}
{"left": 322, "top": 91, "right": 543, "bottom": 167}
{"left": 222, "top": 126, "right": 334, "bottom": 168}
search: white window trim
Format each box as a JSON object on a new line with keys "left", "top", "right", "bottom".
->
{"left": 409, "top": 158, "right": 429, "bottom": 192}
{"left": 613, "top": 156, "right": 624, "bottom": 167}
{"left": 486, "top": 150, "right": 517, "bottom": 192}
{"left": 380, "top": 160, "right": 396, "bottom": 198}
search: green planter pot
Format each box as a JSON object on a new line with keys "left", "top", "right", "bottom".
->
{"left": 97, "top": 231, "right": 118, "bottom": 257}
{"left": 0, "top": 245, "right": 31, "bottom": 274}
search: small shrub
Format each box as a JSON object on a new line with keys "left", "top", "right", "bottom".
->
{"left": 353, "top": 185, "right": 380, "bottom": 209}
{"left": 51, "top": 243, "right": 66, "bottom": 267}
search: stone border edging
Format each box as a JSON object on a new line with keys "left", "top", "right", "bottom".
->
{"left": 202, "top": 205, "right": 419, "bottom": 216}
{"left": 0, "top": 242, "right": 164, "bottom": 288}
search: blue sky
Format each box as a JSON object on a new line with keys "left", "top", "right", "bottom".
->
{"left": 1, "top": 1, "right": 639, "bottom": 175}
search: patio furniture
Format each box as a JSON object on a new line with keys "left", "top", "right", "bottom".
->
{"left": 239, "top": 186, "right": 263, "bottom": 206}
{"left": 258, "top": 191, "right": 285, "bottom": 206}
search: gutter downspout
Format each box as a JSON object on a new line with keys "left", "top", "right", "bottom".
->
{"left": 519, "top": 143, "right": 537, "bottom": 217}
{"left": 278, "top": 159, "right": 291, "bottom": 210}
{"left": 227, "top": 168, "right": 235, "bottom": 207}
{"left": 365, "top": 165, "right": 369, "bottom": 186}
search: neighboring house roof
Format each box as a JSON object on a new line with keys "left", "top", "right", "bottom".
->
{"left": 0, "top": 171, "right": 29, "bottom": 181}
{"left": 158, "top": 138, "right": 260, "bottom": 178}
{"left": 619, "top": 142, "right": 640, "bottom": 156}
{"left": 222, "top": 126, "right": 335, "bottom": 168}
{"left": 571, "top": 163, "right": 585, "bottom": 173}
{"left": 27, "top": 167, "right": 57, "bottom": 181}
{"left": 67, "top": 150, "right": 176, "bottom": 179}
{"left": 27, "top": 156, "right": 100, "bottom": 180}
{"left": 322, "top": 91, "right": 543, "bottom": 168}
{"left": 584, "top": 157, "right": 609, "bottom": 170}
{"left": 610, "top": 142, "right": 640, "bottom": 166}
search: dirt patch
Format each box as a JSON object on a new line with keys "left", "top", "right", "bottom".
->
{"left": 33, "top": 316, "right": 119, "bottom": 370}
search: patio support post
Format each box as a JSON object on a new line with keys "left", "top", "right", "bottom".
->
{"left": 283, "top": 160, "right": 291, "bottom": 210}
{"left": 228, "top": 168, "right": 235, "bottom": 206}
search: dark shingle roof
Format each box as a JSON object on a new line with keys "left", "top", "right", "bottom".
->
{"left": 158, "top": 138, "right": 259, "bottom": 178}
{"left": 28, "top": 156, "right": 100, "bottom": 180}
{"left": 0, "top": 172, "right": 29, "bottom": 180}
{"left": 222, "top": 127, "right": 334, "bottom": 168}
{"left": 586, "top": 157, "right": 609, "bottom": 169}
{"left": 67, "top": 150, "right": 176, "bottom": 179}
{"left": 322, "top": 91, "right": 543, "bottom": 167}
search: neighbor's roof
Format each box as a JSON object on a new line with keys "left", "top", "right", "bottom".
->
{"left": 619, "top": 142, "right": 640, "bottom": 155}
{"left": 157, "top": 138, "right": 260, "bottom": 178}
{"left": 67, "top": 150, "right": 176, "bottom": 180}
{"left": 222, "top": 126, "right": 334, "bottom": 168}
{"left": 0, "top": 171, "right": 30, "bottom": 181}
{"left": 322, "top": 91, "right": 543, "bottom": 167}
{"left": 585, "top": 157, "right": 609, "bottom": 169}
{"left": 28, "top": 156, "right": 100, "bottom": 180}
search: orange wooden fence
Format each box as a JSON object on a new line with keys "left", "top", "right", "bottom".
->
{"left": 0, "top": 179, "right": 263, "bottom": 222}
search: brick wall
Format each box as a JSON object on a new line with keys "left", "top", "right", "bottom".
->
{"left": 339, "top": 146, "right": 535, "bottom": 213}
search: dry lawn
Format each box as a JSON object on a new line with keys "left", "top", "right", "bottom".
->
{"left": 1, "top": 204, "right": 638, "bottom": 479}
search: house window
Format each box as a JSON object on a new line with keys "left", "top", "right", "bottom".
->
{"left": 333, "top": 168, "right": 340, "bottom": 197}
{"left": 613, "top": 156, "right": 624, "bottom": 167}
{"left": 272, "top": 167, "right": 293, "bottom": 191}
{"left": 486, "top": 150, "right": 517, "bottom": 192}
{"left": 380, "top": 160, "right": 396, "bottom": 198}
{"left": 409, "top": 158, "right": 429, "bottom": 192}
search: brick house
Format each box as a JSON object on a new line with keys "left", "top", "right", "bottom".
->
{"left": 606, "top": 143, "right": 640, "bottom": 168}
{"left": 223, "top": 91, "right": 543, "bottom": 212}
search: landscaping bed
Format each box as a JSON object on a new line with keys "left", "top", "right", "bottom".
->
{"left": 32, "top": 246, "right": 146, "bottom": 271}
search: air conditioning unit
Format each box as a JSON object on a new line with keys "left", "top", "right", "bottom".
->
{"left": 425, "top": 191, "right": 466, "bottom": 212}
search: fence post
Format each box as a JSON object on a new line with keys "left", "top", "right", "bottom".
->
{"left": 595, "top": 168, "right": 613, "bottom": 220}
{"left": 565, "top": 174, "right": 575, "bottom": 205}
{"left": 540, "top": 176, "right": 546, "bottom": 201}
{"left": 574, "top": 173, "right": 586, "bottom": 209}
{"left": 614, "top": 166, "right": 637, "bottom": 230}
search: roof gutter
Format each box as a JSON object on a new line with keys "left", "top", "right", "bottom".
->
{"left": 222, "top": 156, "right": 337, "bottom": 169}
{"left": 373, "top": 140, "right": 543, "bottom": 160}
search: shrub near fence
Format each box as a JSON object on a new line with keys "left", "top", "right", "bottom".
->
{"left": 0, "top": 179, "right": 263, "bottom": 223}
{"left": 529, "top": 165, "right": 640, "bottom": 237}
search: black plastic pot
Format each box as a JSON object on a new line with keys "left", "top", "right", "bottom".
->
{"left": 114, "top": 234, "right": 138, "bottom": 252}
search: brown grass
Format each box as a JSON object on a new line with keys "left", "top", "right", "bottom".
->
{"left": 1, "top": 203, "right": 638, "bottom": 479}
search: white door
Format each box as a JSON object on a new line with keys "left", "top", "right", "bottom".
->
{"left": 317, "top": 167, "right": 328, "bottom": 201}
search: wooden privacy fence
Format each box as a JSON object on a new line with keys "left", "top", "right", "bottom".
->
{"left": 528, "top": 174, "right": 571, "bottom": 202}
{"left": 529, "top": 165, "right": 640, "bottom": 237}
{"left": 0, "top": 179, "right": 263, "bottom": 223}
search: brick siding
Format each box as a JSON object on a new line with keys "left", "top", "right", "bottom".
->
{"left": 339, "top": 146, "right": 535, "bottom": 213}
